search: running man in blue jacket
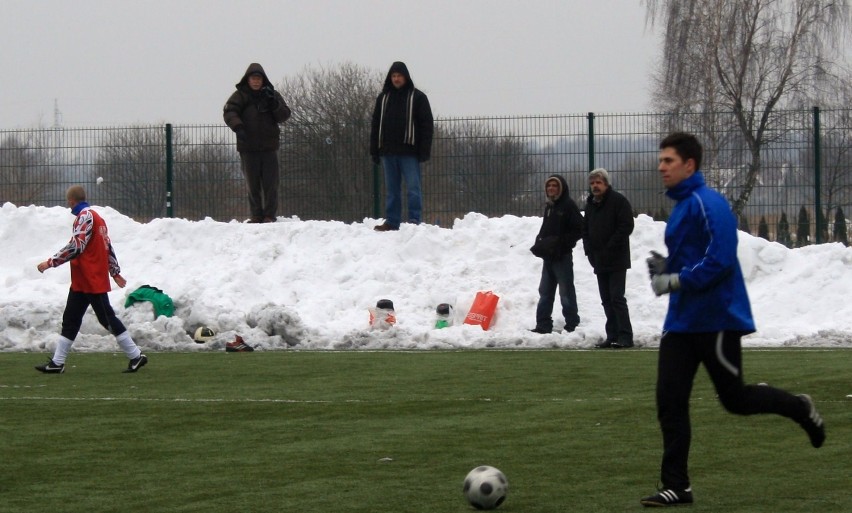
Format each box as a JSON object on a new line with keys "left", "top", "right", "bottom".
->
{"left": 640, "top": 132, "right": 826, "bottom": 507}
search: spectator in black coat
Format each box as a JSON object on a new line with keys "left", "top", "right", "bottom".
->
{"left": 530, "top": 175, "right": 583, "bottom": 334}
{"left": 370, "top": 61, "right": 434, "bottom": 231}
{"left": 582, "top": 168, "right": 635, "bottom": 348}
{"left": 223, "top": 63, "right": 292, "bottom": 223}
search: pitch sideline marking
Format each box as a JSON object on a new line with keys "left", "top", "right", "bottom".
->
{"left": 0, "top": 395, "right": 620, "bottom": 404}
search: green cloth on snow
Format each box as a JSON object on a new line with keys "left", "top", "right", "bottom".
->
{"left": 125, "top": 284, "right": 175, "bottom": 318}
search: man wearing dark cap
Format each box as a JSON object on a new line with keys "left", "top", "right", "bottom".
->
{"left": 582, "top": 167, "right": 635, "bottom": 348}
{"left": 370, "top": 61, "right": 434, "bottom": 231}
{"left": 224, "top": 63, "right": 292, "bottom": 223}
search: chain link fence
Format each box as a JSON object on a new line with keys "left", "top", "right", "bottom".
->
{"left": 2, "top": 109, "right": 850, "bottom": 244}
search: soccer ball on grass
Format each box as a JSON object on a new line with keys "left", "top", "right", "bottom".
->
{"left": 463, "top": 465, "right": 507, "bottom": 510}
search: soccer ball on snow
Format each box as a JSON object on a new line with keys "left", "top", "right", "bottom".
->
{"left": 463, "top": 465, "right": 507, "bottom": 510}
{"left": 193, "top": 326, "right": 215, "bottom": 343}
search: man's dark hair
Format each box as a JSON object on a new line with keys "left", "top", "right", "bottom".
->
{"left": 660, "top": 132, "right": 703, "bottom": 170}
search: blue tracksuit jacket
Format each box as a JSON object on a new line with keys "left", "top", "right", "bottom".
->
{"left": 662, "top": 171, "right": 756, "bottom": 334}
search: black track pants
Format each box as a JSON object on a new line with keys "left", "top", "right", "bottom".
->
{"left": 656, "top": 331, "right": 806, "bottom": 490}
{"left": 60, "top": 288, "right": 126, "bottom": 340}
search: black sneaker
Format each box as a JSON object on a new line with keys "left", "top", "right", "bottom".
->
{"left": 611, "top": 341, "right": 635, "bottom": 349}
{"left": 640, "top": 487, "right": 693, "bottom": 507}
{"left": 35, "top": 360, "right": 65, "bottom": 374}
{"left": 798, "top": 394, "right": 825, "bottom": 448}
{"left": 123, "top": 354, "right": 148, "bottom": 373}
{"left": 594, "top": 339, "right": 615, "bottom": 348}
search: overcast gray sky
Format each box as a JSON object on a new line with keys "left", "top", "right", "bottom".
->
{"left": 2, "top": 0, "right": 660, "bottom": 129}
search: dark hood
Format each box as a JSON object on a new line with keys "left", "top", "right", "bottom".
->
{"left": 382, "top": 61, "right": 414, "bottom": 92}
{"left": 236, "top": 63, "right": 271, "bottom": 88}
{"left": 546, "top": 174, "right": 570, "bottom": 204}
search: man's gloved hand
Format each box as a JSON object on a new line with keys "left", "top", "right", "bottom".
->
{"left": 651, "top": 273, "right": 680, "bottom": 296}
{"left": 235, "top": 126, "right": 248, "bottom": 142}
{"left": 262, "top": 85, "right": 275, "bottom": 99}
{"left": 646, "top": 250, "right": 667, "bottom": 277}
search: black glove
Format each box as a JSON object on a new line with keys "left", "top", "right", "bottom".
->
{"left": 646, "top": 250, "right": 667, "bottom": 277}
{"left": 262, "top": 85, "right": 275, "bottom": 99}
{"left": 235, "top": 126, "right": 248, "bottom": 142}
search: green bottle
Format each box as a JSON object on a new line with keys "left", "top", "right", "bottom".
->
{"left": 434, "top": 303, "right": 452, "bottom": 329}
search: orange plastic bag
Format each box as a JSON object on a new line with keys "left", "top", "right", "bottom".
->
{"left": 463, "top": 291, "right": 500, "bottom": 331}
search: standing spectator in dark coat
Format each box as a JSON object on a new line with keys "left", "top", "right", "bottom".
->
{"left": 529, "top": 175, "right": 583, "bottom": 334}
{"left": 582, "top": 168, "right": 635, "bottom": 348}
{"left": 224, "top": 63, "right": 292, "bottom": 223}
{"left": 370, "top": 61, "right": 434, "bottom": 231}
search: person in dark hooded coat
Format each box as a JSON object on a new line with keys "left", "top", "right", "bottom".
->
{"left": 223, "top": 63, "right": 292, "bottom": 223}
{"left": 529, "top": 175, "right": 583, "bottom": 333}
{"left": 370, "top": 61, "right": 434, "bottom": 231}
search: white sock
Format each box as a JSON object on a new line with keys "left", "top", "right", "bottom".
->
{"left": 116, "top": 331, "right": 141, "bottom": 360}
{"left": 52, "top": 336, "right": 74, "bottom": 365}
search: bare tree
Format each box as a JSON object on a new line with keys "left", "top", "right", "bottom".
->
{"left": 95, "top": 127, "right": 167, "bottom": 221}
{"left": 644, "top": 0, "right": 852, "bottom": 216}
{"left": 429, "top": 120, "right": 539, "bottom": 221}
{"left": 618, "top": 152, "right": 666, "bottom": 215}
{"left": 276, "top": 62, "right": 383, "bottom": 221}
{"left": 820, "top": 86, "right": 852, "bottom": 221}
{"left": 822, "top": 115, "right": 852, "bottom": 214}
{"left": 0, "top": 131, "right": 59, "bottom": 205}
{"left": 172, "top": 128, "right": 244, "bottom": 221}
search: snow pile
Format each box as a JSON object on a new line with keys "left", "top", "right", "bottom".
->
{"left": 1, "top": 202, "right": 850, "bottom": 352}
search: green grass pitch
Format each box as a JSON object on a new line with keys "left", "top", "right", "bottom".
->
{"left": 1, "top": 349, "right": 849, "bottom": 512}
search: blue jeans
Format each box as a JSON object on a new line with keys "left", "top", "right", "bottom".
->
{"left": 380, "top": 155, "right": 422, "bottom": 227}
{"left": 535, "top": 254, "right": 580, "bottom": 331}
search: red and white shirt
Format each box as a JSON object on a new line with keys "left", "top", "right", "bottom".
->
{"left": 49, "top": 206, "right": 120, "bottom": 293}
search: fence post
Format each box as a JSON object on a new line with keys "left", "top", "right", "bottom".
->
{"left": 812, "top": 107, "right": 822, "bottom": 243}
{"left": 372, "top": 161, "right": 381, "bottom": 219}
{"left": 587, "top": 112, "right": 595, "bottom": 171}
{"left": 165, "top": 123, "right": 174, "bottom": 218}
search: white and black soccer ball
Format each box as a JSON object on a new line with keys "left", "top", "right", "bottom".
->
{"left": 193, "top": 326, "right": 215, "bottom": 343}
{"left": 463, "top": 465, "right": 508, "bottom": 510}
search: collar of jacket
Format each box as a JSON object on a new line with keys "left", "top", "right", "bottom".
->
{"left": 665, "top": 171, "right": 705, "bottom": 201}
{"left": 71, "top": 201, "right": 90, "bottom": 215}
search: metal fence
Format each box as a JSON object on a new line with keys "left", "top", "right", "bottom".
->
{"left": 2, "top": 109, "right": 850, "bottom": 244}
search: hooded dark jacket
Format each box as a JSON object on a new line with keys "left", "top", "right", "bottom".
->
{"left": 223, "top": 63, "right": 292, "bottom": 152}
{"left": 530, "top": 175, "right": 583, "bottom": 259}
{"left": 582, "top": 186, "right": 634, "bottom": 272}
{"left": 370, "top": 62, "right": 434, "bottom": 162}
